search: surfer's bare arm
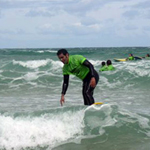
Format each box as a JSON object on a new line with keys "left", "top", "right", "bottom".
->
{"left": 83, "top": 60, "right": 96, "bottom": 88}
{"left": 60, "top": 75, "right": 69, "bottom": 106}
{"left": 60, "top": 94, "right": 65, "bottom": 106}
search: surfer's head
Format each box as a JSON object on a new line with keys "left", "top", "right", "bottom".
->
{"left": 101, "top": 61, "right": 106, "bottom": 66}
{"left": 57, "top": 49, "right": 69, "bottom": 64}
{"left": 107, "top": 60, "right": 112, "bottom": 65}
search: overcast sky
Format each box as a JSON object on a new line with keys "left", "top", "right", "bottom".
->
{"left": 0, "top": 0, "right": 150, "bottom": 48}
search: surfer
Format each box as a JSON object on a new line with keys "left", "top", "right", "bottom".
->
{"left": 126, "top": 53, "right": 134, "bottom": 60}
{"left": 100, "top": 60, "right": 115, "bottom": 71}
{"left": 146, "top": 54, "right": 150, "bottom": 57}
{"left": 142, "top": 54, "right": 149, "bottom": 58}
{"left": 57, "top": 49, "right": 99, "bottom": 106}
{"left": 142, "top": 54, "right": 150, "bottom": 58}
{"left": 99, "top": 61, "right": 108, "bottom": 71}
{"left": 106, "top": 60, "right": 115, "bottom": 70}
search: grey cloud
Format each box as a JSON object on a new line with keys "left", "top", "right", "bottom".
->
{"left": 124, "top": 25, "right": 138, "bottom": 30}
{"left": 0, "top": 0, "right": 150, "bottom": 48}
{"left": 37, "top": 24, "right": 67, "bottom": 35}
{"left": 122, "top": 10, "right": 139, "bottom": 19}
{"left": 0, "top": 0, "right": 132, "bottom": 17}
{"left": 132, "top": 1, "right": 150, "bottom": 9}
{"left": 80, "top": 17, "right": 98, "bottom": 26}
{"left": 26, "top": 9, "right": 56, "bottom": 17}
{"left": 65, "top": 23, "right": 102, "bottom": 36}
{"left": 0, "top": 29, "right": 14, "bottom": 34}
{"left": 143, "top": 26, "right": 150, "bottom": 31}
{"left": 0, "top": 0, "right": 33, "bottom": 9}
{"left": 0, "top": 0, "right": 132, "bottom": 12}
{"left": 146, "top": 11, "right": 150, "bottom": 19}
{"left": 0, "top": 0, "right": 78, "bottom": 10}
{"left": 0, "top": 10, "right": 1, "bottom": 18}
{"left": 0, "top": 0, "right": 57, "bottom": 9}
{"left": 37, "top": 22, "right": 101, "bottom": 36}
{"left": 0, "top": 0, "right": 71, "bottom": 18}
{"left": 62, "top": 0, "right": 131, "bottom": 18}
{"left": 63, "top": 1, "right": 109, "bottom": 15}
{"left": 0, "top": 29, "right": 25, "bottom": 35}
{"left": 123, "top": 1, "right": 150, "bottom": 20}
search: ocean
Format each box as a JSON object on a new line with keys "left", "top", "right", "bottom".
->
{"left": 0, "top": 47, "right": 150, "bottom": 150}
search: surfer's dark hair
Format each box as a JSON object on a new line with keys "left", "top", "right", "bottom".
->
{"left": 107, "top": 60, "right": 112, "bottom": 65}
{"left": 101, "top": 61, "right": 105, "bottom": 66}
{"left": 57, "top": 49, "right": 69, "bottom": 56}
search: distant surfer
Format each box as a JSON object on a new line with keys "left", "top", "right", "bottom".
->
{"left": 99, "top": 61, "right": 107, "bottom": 71}
{"left": 106, "top": 60, "right": 115, "bottom": 70}
{"left": 145, "top": 54, "right": 150, "bottom": 58}
{"left": 126, "top": 53, "right": 134, "bottom": 61}
{"left": 99, "top": 60, "right": 115, "bottom": 71}
{"left": 57, "top": 49, "right": 99, "bottom": 106}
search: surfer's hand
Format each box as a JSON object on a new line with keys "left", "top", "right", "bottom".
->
{"left": 90, "top": 77, "right": 96, "bottom": 88}
{"left": 60, "top": 95, "right": 65, "bottom": 106}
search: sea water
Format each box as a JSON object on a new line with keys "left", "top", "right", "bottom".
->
{"left": 0, "top": 47, "right": 150, "bottom": 150}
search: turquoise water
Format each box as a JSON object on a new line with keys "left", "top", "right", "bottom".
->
{"left": 0, "top": 47, "right": 150, "bottom": 150}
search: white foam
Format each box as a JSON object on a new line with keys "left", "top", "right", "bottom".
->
{"left": 115, "top": 60, "right": 150, "bottom": 77}
{"left": 89, "top": 59, "right": 102, "bottom": 67}
{"left": 0, "top": 110, "right": 84, "bottom": 150}
{"left": 51, "top": 60, "right": 63, "bottom": 71}
{"left": 23, "top": 72, "right": 39, "bottom": 81}
{"left": 100, "top": 76, "right": 122, "bottom": 89}
{"left": 84, "top": 104, "right": 117, "bottom": 135}
{"left": 12, "top": 59, "right": 63, "bottom": 72}
{"left": 119, "top": 110, "right": 150, "bottom": 129}
{"left": 13, "top": 59, "right": 51, "bottom": 69}
{"left": 36, "top": 50, "right": 57, "bottom": 53}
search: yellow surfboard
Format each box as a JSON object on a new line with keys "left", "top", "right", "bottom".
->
{"left": 93, "top": 102, "right": 103, "bottom": 105}
{"left": 85, "top": 102, "right": 103, "bottom": 111}
{"left": 114, "top": 58, "right": 127, "bottom": 62}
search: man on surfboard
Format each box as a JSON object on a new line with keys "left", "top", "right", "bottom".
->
{"left": 57, "top": 49, "right": 99, "bottom": 106}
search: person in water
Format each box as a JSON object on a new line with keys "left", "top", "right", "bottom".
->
{"left": 57, "top": 49, "right": 99, "bottom": 106}
{"left": 99, "top": 61, "right": 107, "bottom": 71}
{"left": 142, "top": 54, "right": 149, "bottom": 58}
{"left": 106, "top": 60, "right": 115, "bottom": 71}
{"left": 127, "top": 53, "right": 134, "bottom": 60}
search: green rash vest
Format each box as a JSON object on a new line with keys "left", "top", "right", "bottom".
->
{"left": 99, "top": 66, "right": 108, "bottom": 71}
{"left": 107, "top": 65, "right": 115, "bottom": 71}
{"left": 63, "top": 55, "right": 90, "bottom": 80}
{"left": 100, "top": 65, "right": 115, "bottom": 71}
{"left": 128, "top": 56, "right": 134, "bottom": 60}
